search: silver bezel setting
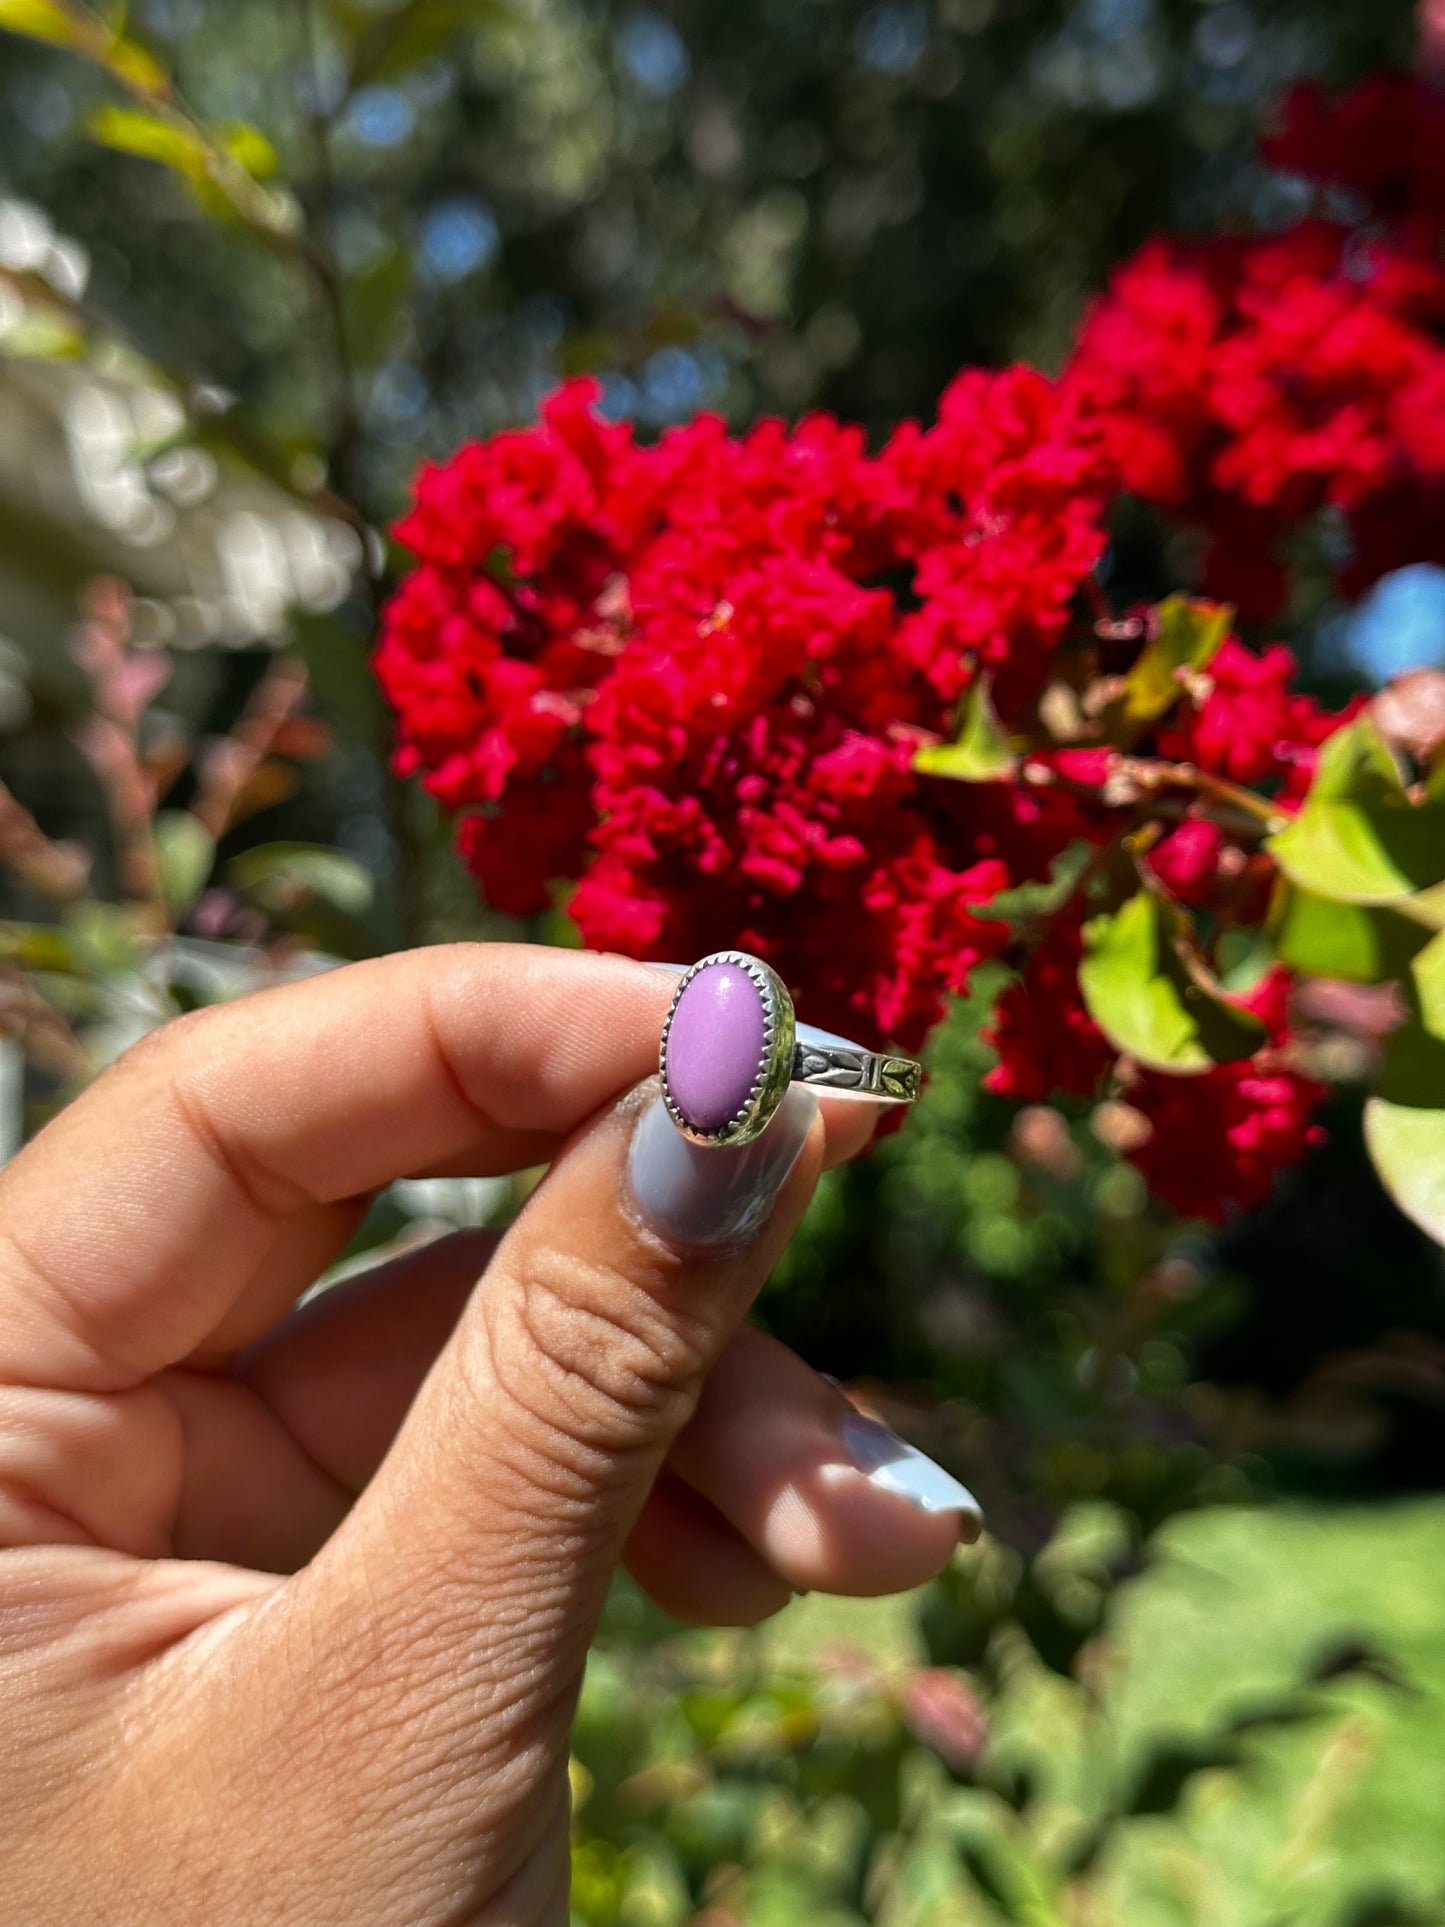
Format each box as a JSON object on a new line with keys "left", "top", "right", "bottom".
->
{"left": 659, "top": 950, "right": 796, "bottom": 1148}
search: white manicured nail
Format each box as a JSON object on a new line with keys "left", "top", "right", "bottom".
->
{"left": 840, "top": 1414, "right": 983, "bottom": 1540}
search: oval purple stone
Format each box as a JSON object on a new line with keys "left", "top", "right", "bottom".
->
{"left": 665, "top": 962, "right": 768, "bottom": 1134}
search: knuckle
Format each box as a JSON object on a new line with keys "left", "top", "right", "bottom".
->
{"left": 86, "top": 1008, "right": 232, "bottom": 1136}
{"left": 482, "top": 1239, "right": 712, "bottom": 1459}
{"left": 113, "top": 1003, "right": 220, "bottom": 1079}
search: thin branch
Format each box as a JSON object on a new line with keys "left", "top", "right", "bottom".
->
{"left": 1037, "top": 754, "right": 1286, "bottom": 835}
{"left": 0, "top": 780, "right": 91, "bottom": 906}
{"left": 190, "top": 658, "right": 310, "bottom": 840}
{"left": 296, "top": 0, "right": 370, "bottom": 524}
{"left": 1083, "top": 573, "right": 1145, "bottom": 645}
{"left": 1138, "top": 761, "right": 1288, "bottom": 831}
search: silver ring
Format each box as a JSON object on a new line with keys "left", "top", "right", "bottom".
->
{"left": 659, "top": 950, "right": 924, "bottom": 1148}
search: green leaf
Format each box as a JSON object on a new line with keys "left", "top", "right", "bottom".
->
{"left": 62, "top": 900, "right": 143, "bottom": 976}
{"left": 1269, "top": 716, "right": 1445, "bottom": 905}
{"left": 1303, "top": 711, "right": 1406, "bottom": 804}
{"left": 219, "top": 121, "right": 278, "bottom": 182}
{"left": 1409, "top": 878, "right": 1445, "bottom": 930}
{"left": 1079, "top": 889, "right": 1266, "bottom": 1075}
{"left": 1098, "top": 1500, "right": 1445, "bottom": 1925}
{"left": 228, "top": 842, "right": 375, "bottom": 918}
{"left": 1365, "top": 1102, "right": 1445, "bottom": 1246}
{"left": 152, "top": 810, "right": 214, "bottom": 920}
{"left": 1364, "top": 932, "right": 1445, "bottom": 1245}
{"left": 103, "top": 34, "right": 169, "bottom": 97}
{"left": 1269, "top": 885, "right": 1432, "bottom": 985}
{"left": 0, "top": 922, "right": 77, "bottom": 972}
{"left": 1373, "top": 932, "right": 1445, "bottom": 1111}
{"left": 85, "top": 104, "right": 290, "bottom": 235}
{"left": 0, "top": 311, "right": 87, "bottom": 360}
{"left": 87, "top": 103, "right": 210, "bottom": 181}
{"left": 0, "top": 0, "right": 85, "bottom": 49}
{"left": 0, "top": 3, "right": 168, "bottom": 94}
{"left": 914, "top": 675, "right": 1016, "bottom": 782}
{"left": 1215, "top": 924, "right": 1276, "bottom": 997}
{"left": 1118, "top": 594, "right": 1233, "bottom": 730}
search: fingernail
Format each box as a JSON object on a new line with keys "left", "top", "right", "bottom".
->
{"left": 627, "top": 1082, "right": 817, "bottom": 1252}
{"left": 840, "top": 1413, "right": 984, "bottom": 1540}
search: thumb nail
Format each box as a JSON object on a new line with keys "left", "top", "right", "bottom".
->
{"left": 627, "top": 1083, "right": 817, "bottom": 1253}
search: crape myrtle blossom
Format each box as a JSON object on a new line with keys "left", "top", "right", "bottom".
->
{"left": 377, "top": 75, "right": 1445, "bottom": 1224}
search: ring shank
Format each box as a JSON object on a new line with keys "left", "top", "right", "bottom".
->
{"left": 790, "top": 1040, "right": 922, "bottom": 1104}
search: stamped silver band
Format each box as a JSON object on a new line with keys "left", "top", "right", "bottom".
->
{"left": 790, "top": 1039, "right": 922, "bottom": 1104}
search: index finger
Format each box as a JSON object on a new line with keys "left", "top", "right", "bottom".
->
{"left": 0, "top": 944, "right": 674, "bottom": 1392}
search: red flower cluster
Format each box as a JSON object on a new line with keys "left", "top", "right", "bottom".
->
{"left": 983, "top": 911, "right": 1114, "bottom": 1107}
{"left": 1128, "top": 1058, "right": 1328, "bottom": 1222}
{"left": 1067, "top": 73, "right": 1445, "bottom": 617}
{"left": 377, "top": 73, "right": 1443, "bottom": 1224}
{"left": 985, "top": 921, "right": 1327, "bottom": 1218}
{"left": 1153, "top": 637, "right": 1346, "bottom": 799}
{"left": 378, "top": 371, "right": 1107, "bottom": 1047}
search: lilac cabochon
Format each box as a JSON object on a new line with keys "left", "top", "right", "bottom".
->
{"left": 664, "top": 961, "right": 768, "bottom": 1133}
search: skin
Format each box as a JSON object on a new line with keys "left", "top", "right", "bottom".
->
{"left": 0, "top": 944, "right": 961, "bottom": 1925}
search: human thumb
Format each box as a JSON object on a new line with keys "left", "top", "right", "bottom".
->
{"left": 247, "top": 1074, "right": 822, "bottom": 1919}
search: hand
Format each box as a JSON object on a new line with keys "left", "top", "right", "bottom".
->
{"left": 0, "top": 945, "right": 974, "bottom": 1924}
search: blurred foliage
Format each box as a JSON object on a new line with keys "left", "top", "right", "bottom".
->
{"left": 2, "top": 0, "right": 1445, "bottom": 1921}
{"left": 576, "top": 1500, "right": 1445, "bottom": 1924}
{"left": 0, "top": 0, "right": 1419, "bottom": 520}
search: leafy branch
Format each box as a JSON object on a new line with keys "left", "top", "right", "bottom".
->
{"left": 0, "top": 0, "right": 300, "bottom": 241}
